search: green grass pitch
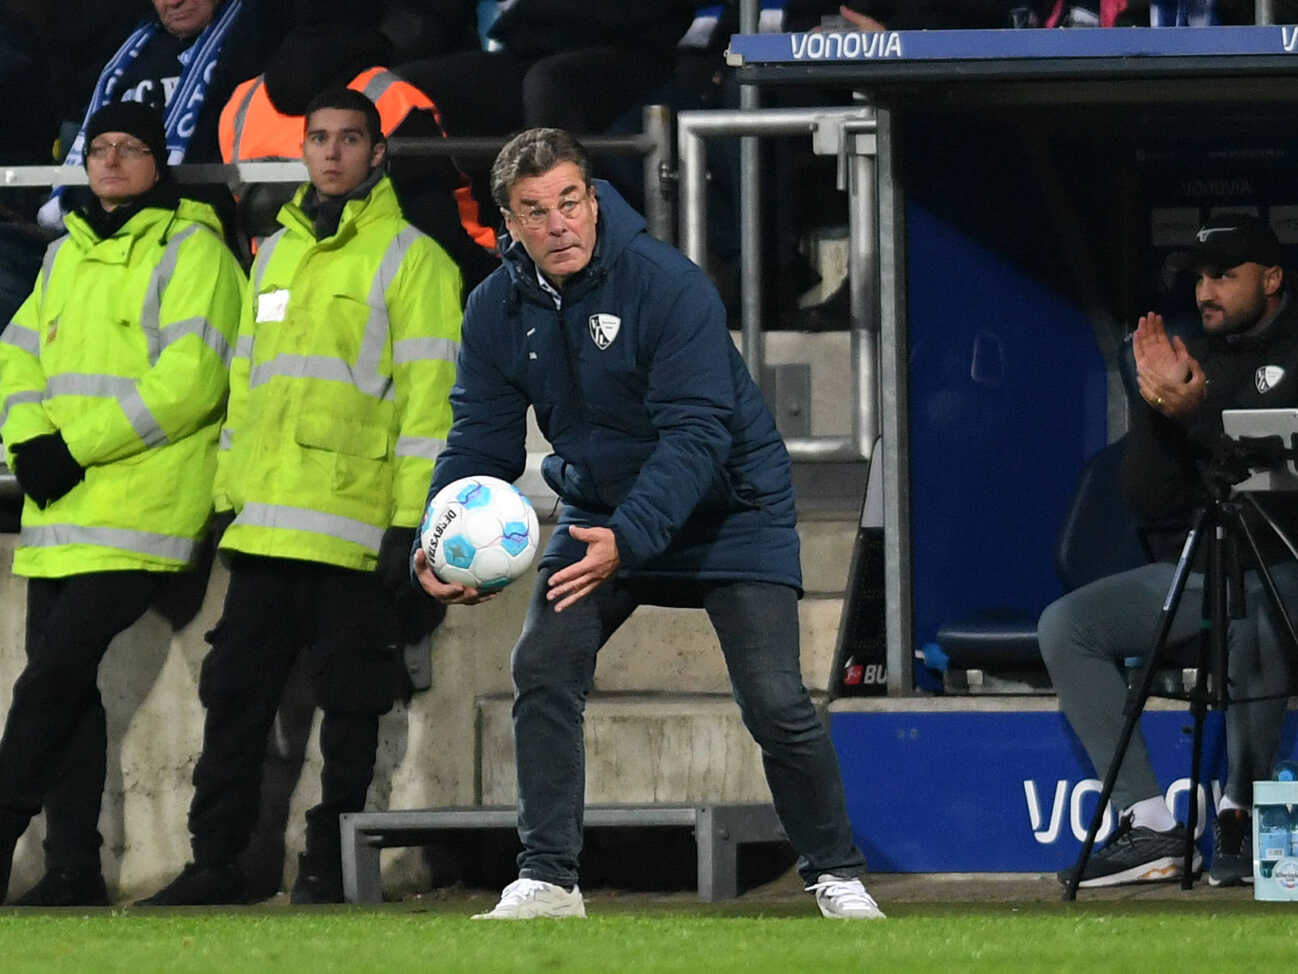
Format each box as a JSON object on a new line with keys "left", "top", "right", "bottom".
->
{"left": 1, "top": 900, "right": 1293, "bottom": 973}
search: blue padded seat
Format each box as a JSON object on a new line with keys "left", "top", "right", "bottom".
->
{"left": 935, "top": 436, "right": 1148, "bottom": 671}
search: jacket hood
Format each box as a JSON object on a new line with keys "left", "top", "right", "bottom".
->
{"left": 279, "top": 173, "right": 402, "bottom": 244}
{"left": 500, "top": 179, "right": 646, "bottom": 304}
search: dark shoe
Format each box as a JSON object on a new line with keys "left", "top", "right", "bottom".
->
{"left": 1057, "top": 816, "right": 1200, "bottom": 888}
{"left": 13, "top": 867, "right": 109, "bottom": 907}
{"left": 135, "top": 862, "right": 244, "bottom": 906}
{"left": 1208, "top": 808, "right": 1253, "bottom": 887}
{"left": 289, "top": 854, "right": 343, "bottom": 905}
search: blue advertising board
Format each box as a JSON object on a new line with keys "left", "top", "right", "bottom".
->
{"left": 726, "top": 25, "right": 1298, "bottom": 64}
{"left": 832, "top": 709, "right": 1298, "bottom": 872}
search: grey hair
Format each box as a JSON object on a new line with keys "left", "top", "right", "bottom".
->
{"left": 490, "top": 127, "right": 592, "bottom": 211}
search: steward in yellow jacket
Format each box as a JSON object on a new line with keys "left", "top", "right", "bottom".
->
{"left": 0, "top": 102, "right": 243, "bottom": 907}
{"left": 143, "top": 88, "right": 461, "bottom": 908}
{"left": 214, "top": 169, "right": 459, "bottom": 569}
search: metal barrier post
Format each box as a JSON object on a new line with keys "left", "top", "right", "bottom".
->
{"left": 641, "top": 104, "right": 674, "bottom": 245}
{"left": 677, "top": 107, "right": 877, "bottom": 462}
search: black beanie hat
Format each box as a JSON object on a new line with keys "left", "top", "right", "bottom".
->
{"left": 83, "top": 102, "right": 170, "bottom": 177}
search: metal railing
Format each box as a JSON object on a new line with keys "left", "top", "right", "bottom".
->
{"left": 677, "top": 106, "right": 879, "bottom": 463}
{"left": 2, "top": 106, "right": 676, "bottom": 244}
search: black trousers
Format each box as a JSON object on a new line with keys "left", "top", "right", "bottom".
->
{"left": 187, "top": 556, "right": 403, "bottom": 867}
{"left": 0, "top": 572, "right": 161, "bottom": 870}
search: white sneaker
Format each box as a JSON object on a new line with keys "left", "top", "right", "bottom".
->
{"left": 471, "top": 877, "right": 587, "bottom": 919}
{"left": 805, "top": 874, "right": 886, "bottom": 919}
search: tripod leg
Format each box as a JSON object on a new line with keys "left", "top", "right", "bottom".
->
{"left": 1182, "top": 519, "right": 1227, "bottom": 888}
{"left": 1233, "top": 507, "right": 1298, "bottom": 662}
{"left": 1064, "top": 508, "right": 1209, "bottom": 901}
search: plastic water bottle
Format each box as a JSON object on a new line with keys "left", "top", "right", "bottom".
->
{"left": 1258, "top": 804, "right": 1290, "bottom": 878}
{"left": 1277, "top": 761, "right": 1298, "bottom": 856}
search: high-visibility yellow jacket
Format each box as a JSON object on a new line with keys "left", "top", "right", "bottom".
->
{"left": 215, "top": 175, "right": 461, "bottom": 571}
{"left": 0, "top": 198, "right": 244, "bottom": 577}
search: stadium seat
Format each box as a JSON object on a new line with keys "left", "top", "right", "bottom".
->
{"left": 932, "top": 435, "right": 1150, "bottom": 692}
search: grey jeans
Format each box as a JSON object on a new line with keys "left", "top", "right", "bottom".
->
{"left": 1039, "top": 560, "right": 1298, "bottom": 810}
{"left": 510, "top": 571, "right": 868, "bottom": 888}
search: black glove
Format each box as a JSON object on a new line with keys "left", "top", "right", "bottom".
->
{"left": 395, "top": 590, "right": 447, "bottom": 695}
{"left": 11, "top": 432, "right": 85, "bottom": 509}
{"left": 377, "top": 526, "right": 418, "bottom": 592}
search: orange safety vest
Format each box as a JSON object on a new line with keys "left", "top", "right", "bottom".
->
{"left": 219, "top": 66, "right": 496, "bottom": 252}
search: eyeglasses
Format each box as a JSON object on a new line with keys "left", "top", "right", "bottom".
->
{"left": 87, "top": 140, "right": 153, "bottom": 160}
{"left": 509, "top": 196, "right": 588, "bottom": 230}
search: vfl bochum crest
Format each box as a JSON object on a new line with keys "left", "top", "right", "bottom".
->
{"left": 589, "top": 313, "right": 621, "bottom": 350}
{"left": 1257, "top": 365, "right": 1286, "bottom": 394}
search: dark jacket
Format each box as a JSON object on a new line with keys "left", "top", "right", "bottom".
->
{"left": 487, "top": 0, "right": 695, "bottom": 59}
{"left": 1122, "top": 295, "right": 1298, "bottom": 565}
{"left": 426, "top": 180, "right": 802, "bottom": 589}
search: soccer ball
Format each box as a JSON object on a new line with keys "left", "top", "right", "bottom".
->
{"left": 420, "top": 475, "right": 540, "bottom": 591}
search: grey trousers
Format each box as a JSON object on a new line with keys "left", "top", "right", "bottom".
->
{"left": 1038, "top": 560, "right": 1298, "bottom": 810}
{"left": 511, "top": 571, "right": 868, "bottom": 888}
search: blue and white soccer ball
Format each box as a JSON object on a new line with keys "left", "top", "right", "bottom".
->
{"left": 421, "top": 475, "right": 540, "bottom": 591}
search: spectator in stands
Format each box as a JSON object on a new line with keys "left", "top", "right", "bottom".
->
{"left": 141, "top": 88, "right": 460, "bottom": 906}
{"left": 1040, "top": 215, "right": 1298, "bottom": 889}
{"left": 0, "top": 102, "right": 243, "bottom": 906}
{"left": 398, "top": 2, "right": 695, "bottom": 209}
{"left": 221, "top": 23, "right": 499, "bottom": 298}
{"left": 413, "top": 128, "right": 884, "bottom": 921}
{"left": 400, "top": 2, "right": 693, "bottom": 140}
{"left": 37, "top": 0, "right": 295, "bottom": 230}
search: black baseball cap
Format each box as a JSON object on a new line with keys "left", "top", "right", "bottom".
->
{"left": 1165, "top": 214, "right": 1285, "bottom": 274}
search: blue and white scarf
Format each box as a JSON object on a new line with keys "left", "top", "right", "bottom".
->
{"left": 39, "top": 0, "right": 243, "bottom": 227}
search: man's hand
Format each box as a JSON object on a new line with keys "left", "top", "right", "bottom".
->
{"left": 839, "top": 5, "right": 887, "bottom": 30}
{"left": 1131, "top": 312, "right": 1207, "bottom": 421}
{"left": 413, "top": 546, "right": 497, "bottom": 605}
{"left": 546, "top": 525, "right": 620, "bottom": 612}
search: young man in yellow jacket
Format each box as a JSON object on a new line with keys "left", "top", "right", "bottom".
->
{"left": 142, "top": 88, "right": 462, "bottom": 905}
{"left": 0, "top": 102, "right": 244, "bottom": 905}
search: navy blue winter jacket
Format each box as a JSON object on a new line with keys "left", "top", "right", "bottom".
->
{"left": 425, "top": 180, "right": 801, "bottom": 590}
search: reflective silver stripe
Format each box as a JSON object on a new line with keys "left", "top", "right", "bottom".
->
{"left": 44, "top": 373, "right": 165, "bottom": 445}
{"left": 139, "top": 224, "right": 201, "bottom": 364}
{"left": 229, "top": 77, "right": 263, "bottom": 161}
{"left": 234, "top": 334, "right": 254, "bottom": 361}
{"left": 361, "top": 70, "right": 398, "bottom": 103}
{"left": 0, "top": 323, "right": 41, "bottom": 356}
{"left": 45, "top": 373, "right": 136, "bottom": 399}
{"left": 354, "top": 228, "right": 419, "bottom": 398}
{"left": 395, "top": 436, "right": 444, "bottom": 462}
{"left": 392, "top": 335, "right": 458, "bottom": 366}
{"left": 0, "top": 389, "right": 44, "bottom": 429}
{"left": 249, "top": 354, "right": 356, "bottom": 389}
{"left": 21, "top": 523, "right": 197, "bottom": 562}
{"left": 219, "top": 428, "right": 233, "bottom": 450}
{"left": 162, "top": 316, "right": 234, "bottom": 366}
{"left": 41, "top": 237, "right": 67, "bottom": 294}
{"left": 237, "top": 502, "right": 383, "bottom": 549}
{"left": 118, "top": 388, "right": 168, "bottom": 447}
{"left": 253, "top": 231, "right": 286, "bottom": 292}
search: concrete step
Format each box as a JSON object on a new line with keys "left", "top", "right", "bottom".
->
{"left": 476, "top": 692, "right": 834, "bottom": 806}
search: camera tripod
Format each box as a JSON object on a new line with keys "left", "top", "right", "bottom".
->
{"left": 1063, "top": 460, "right": 1298, "bottom": 901}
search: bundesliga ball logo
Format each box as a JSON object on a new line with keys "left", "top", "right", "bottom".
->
{"left": 421, "top": 475, "right": 540, "bottom": 591}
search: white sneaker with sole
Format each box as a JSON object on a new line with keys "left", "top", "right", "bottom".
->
{"left": 805, "top": 874, "right": 886, "bottom": 919}
{"left": 471, "top": 878, "right": 587, "bottom": 919}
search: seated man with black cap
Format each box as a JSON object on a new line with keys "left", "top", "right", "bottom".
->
{"left": 1040, "top": 213, "right": 1298, "bottom": 890}
{"left": 0, "top": 101, "right": 244, "bottom": 906}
